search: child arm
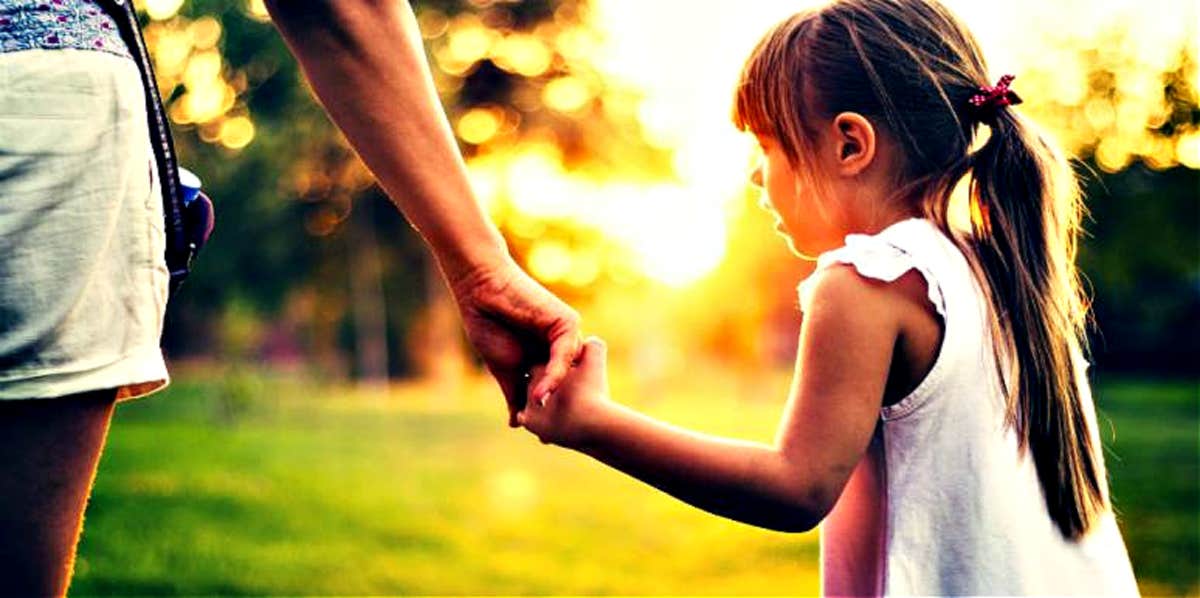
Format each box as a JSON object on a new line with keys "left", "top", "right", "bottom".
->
{"left": 521, "top": 265, "right": 903, "bottom": 532}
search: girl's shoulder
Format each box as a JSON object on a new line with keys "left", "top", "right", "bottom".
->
{"left": 798, "top": 218, "right": 947, "bottom": 320}
{"left": 797, "top": 218, "right": 951, "bottom": 410}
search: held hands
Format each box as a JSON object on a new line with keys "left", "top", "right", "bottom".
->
{"left": 447, "top": 259, "right": 581, "bottom": 428}
{"left": 518, "top": 337, "right": 611, "bottom": 448}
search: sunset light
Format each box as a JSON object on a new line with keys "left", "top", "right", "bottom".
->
{"left": 141, "top": 0, "right": 1196, "bottom": 287}
{"left": 464, "top": 0, "right": 1194, "bottom": 287}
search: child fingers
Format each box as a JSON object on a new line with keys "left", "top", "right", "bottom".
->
{"left": 515, "top": 391, "right": 548, "bottom": 441}
{"left": 584, "top": 336, "right": 607, "bottom": 354}
{"left": 580, "top": 336, "right": 608, "bottom": 368}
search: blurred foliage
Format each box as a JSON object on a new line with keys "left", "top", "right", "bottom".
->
{"left": 147, "top": 0, "right": 661, "bottom": 377}
{"left": 1014, "top": 16, "right": 1200, "bottom": 373}
{"left": 1080, "top": 164, "right": 1199, "bottom": 373}
{"left": 138, "top": 0, "right": 1198, "bottom": 378}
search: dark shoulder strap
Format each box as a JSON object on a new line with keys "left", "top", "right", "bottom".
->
{"left": 96, "top": 0, "right": 193, "bottom": 297}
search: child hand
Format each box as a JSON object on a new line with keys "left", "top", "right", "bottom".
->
{"left": 518, "top": 337, "right": 610, "bottom": 449}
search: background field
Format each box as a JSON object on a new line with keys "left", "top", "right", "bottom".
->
{"left": 70, "top": 371, "right": 1198, "bottom": 596}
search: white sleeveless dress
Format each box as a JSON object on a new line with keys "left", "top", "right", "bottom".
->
{"left": 798, "top": 218, "right": 1139, "bottom": 597}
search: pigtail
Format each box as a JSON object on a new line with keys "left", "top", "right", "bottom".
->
{"left": 966, "top": 108, "right": 1106, "bottom": 540}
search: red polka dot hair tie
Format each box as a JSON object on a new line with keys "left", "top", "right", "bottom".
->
{"left": 967, "top": 74, "right": 1023, "bottom": 123}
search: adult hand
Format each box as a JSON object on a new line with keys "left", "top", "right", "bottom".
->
{"left": 447, "top": 259, "right": 581, "bottom": 427}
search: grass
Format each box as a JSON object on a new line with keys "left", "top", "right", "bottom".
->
{"left": 68, "top": 368, "right": 1197, "bottom": 596}
{"left": 1092, "top": 376, "right": 1199, "bottom": 597}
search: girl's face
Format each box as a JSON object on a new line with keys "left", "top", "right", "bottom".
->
{"left": 749, "top": 134, "right": 843, "bottom": 259}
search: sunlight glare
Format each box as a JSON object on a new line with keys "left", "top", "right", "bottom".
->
{"left": 527, "top": 240, "right": 575, "bottom": 283}
{"left": 468, "top": 0, "right": 1197, "bottom": 287}
{"left": 473, "top": 1, "right": 807, "bottom": 287}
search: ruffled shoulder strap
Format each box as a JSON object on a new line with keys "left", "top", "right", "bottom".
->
{"left": 798, "top": 227, "right": 947, "bottom": 319}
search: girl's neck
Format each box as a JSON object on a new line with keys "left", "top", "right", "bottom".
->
{"left": 832, "top": 144, "right": 926, "bottom": 239}
{"left": 840, "top": 196, "right": 925, "bottom": 238}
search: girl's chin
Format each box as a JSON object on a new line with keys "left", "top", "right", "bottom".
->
{"left": 776, "top": 230, "right": 821, "bottom": 261}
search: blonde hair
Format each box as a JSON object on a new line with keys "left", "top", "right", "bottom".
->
{"left": 733, "top": 0, "right": 1104, "bottom": 539}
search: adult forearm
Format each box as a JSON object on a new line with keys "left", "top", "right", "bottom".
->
{"left": 576, "top": 401, "right": 822, "bottom": 532}
{"left": 265, "top": 0, "right": 508, "bottom": 282}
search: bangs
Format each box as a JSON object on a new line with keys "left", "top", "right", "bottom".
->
{"left": 730, "top": 11, "right": 817, "bottom": 163}
{"left": 732, "top": 45, "right": 775, "bottom": 138}
{"left": 731, "top": 18, "right": 789, "bottom": 137}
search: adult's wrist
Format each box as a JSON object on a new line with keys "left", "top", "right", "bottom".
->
{"left": 433, "top": 227, "right": 513, "bottom": 293}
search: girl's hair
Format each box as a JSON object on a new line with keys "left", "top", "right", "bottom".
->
{"left": 734, "top": 0, "right": 1104, "bottom": 539}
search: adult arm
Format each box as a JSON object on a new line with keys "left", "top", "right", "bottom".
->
{"left": 263, "top": 0, "right": 580, "bottom": 420}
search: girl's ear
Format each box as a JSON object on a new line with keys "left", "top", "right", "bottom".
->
{"left": 831, "top": 112, "right": 876, "bottom": 176}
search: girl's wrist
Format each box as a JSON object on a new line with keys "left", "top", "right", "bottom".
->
{"left": 570, "top": 394, "right": 619, "bottom": 453}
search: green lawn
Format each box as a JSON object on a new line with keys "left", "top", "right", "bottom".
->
{"left": 1092, "top": 377, "right": 1200, "bottom": 597}
{"left": 69, "top": 369, "right": 1197, "bottom": 596}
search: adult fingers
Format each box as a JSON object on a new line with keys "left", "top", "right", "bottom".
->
{"left": 515, "top": 367, "right": 544, "bottom": 428}
{"left": 529, "top": 319, "right": 582, "bottom": 404}
{"left": 515, "top": 383, "right": 550, "bottom": 443}
{"left": 493, "top": 370, "right": 526, "bottom": 428}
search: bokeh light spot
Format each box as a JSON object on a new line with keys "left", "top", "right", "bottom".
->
{"left": 493, "top": 34, "right": 553, "bottom": 77}
{"left": 543, "top": 77, "right": 592, "bottom": 114}
{"left": 457, "top": 107, "right": 502, "bottom": 145}
{"left": 144, "top": 0, "right": 183, "bottom": 21}
{"left": 417, "top": 9, "right": 449, "bottom": 39}
{"left": 1177, "top": 131, "right": 1200, "bottom": 170}
{"left": 219, "top": 116, "right": 256, "bottom": 150}
{"left": 244, "top": 0, "right": 271, "bottom": 23}
{"left": 447, "top": 16, "right": 494, "bottom": 66}
{"left": 188, "top": 16, "right": 222, "bottom": 51}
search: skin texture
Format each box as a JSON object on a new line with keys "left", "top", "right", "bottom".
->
{"left": 263, "top": 0, "right": 581, "bottom": 421}
{"left": 519, "top": 112, "right": 943, "bottom": 532}
{"left": 0, "top": 390, "right": 115, "bottom": 597}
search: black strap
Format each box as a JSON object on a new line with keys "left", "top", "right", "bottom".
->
{"left": 96, "top": 0, "right": 193, "bottom": 297}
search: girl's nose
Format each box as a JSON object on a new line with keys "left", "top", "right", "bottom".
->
{"left": 749, "top": 164, "right": 764, "bottom": 188}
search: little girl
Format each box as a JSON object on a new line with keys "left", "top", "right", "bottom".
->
{"left": 517, "top": 0, "right": 1140, "bottom": 595}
